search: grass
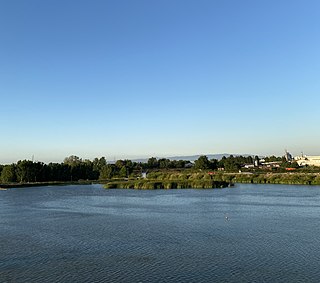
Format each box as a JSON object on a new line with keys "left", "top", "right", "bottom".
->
{"left": 104, "top": 179, "right": 230, "bottom": 189}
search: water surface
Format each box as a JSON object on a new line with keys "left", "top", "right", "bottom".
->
{"left": 1, "top": 184, "right": 320, "bottom": 282}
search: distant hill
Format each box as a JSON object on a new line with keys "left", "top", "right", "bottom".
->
{"left": 129, "top": 153, "right": 255, "bottom": 163}
{"left": 166, "top": 153, "right": 255, "bottom": 161}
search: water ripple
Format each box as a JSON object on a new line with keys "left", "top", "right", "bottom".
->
{"left": 1, "top": 184, "right": 320, "bottom": 282}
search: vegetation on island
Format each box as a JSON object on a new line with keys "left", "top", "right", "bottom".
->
{"left": 1, "top": 154, "right": 320, "bottom": 188}
{"left": 105, "top": 179, "right": 230, "bottom": 190}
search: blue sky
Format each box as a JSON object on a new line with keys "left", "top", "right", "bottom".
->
{"left": 1, "top": 0, "right": 320, "bottom": 163}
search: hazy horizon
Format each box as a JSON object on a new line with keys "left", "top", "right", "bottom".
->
{"left": 0, "top": 150, "right": 316, "bottom": 165}
{"left": 1, "top": 0, "right": 320, "bottom": 164}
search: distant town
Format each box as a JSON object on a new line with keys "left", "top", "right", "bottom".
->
{"left": 240, "top": 151, "right": 320, "bottom": 171}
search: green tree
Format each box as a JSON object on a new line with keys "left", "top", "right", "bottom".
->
{"left": 99, "top": 164, "right": 114, "bottom": 179}
{"left": 159, "top": 158, "right": 170, "bottom": 169}
{"left": 16, "top": 160, "right": 36, "bottom": 183}
{"left": 119, "top": 166, "right": 127, "bottom": 178}
{"left": 63, "top": 155, "right": 82, "bottom": 166}
{"left": 172, "top": 160, "right": 187, "bottom": 168}
{"left": 147, "top": 157, "right": 159, "bottom": 169}
{"left": 93, "top": 157, "right": 107, "bottom": 171}
{"left": 124, "top": 160, "right": 133, "bottom": 175}
{"left": 210, "top": 159, "right": 218, "bottom": 170}
{"left": 47, "top": 163, "right": 71, "bottom": 181}
{"left": 194, "top": 156, "right": 211, "bottom": 170}
{"left": 224, "top": 160, "right": 241, "bottom": 172}
{"left": 247, "top": 156, "right": 253, "bottom": 164}
{"left": 264, "top": 155, "right": 282, "bottom": 162}
{"left": 218, "top": 156, "right": 227, "bottom": 169}
{"left": 115, "top": 160, "right": 126, "bottom": 170}
{"left": 1, "top": 164, "right": 17, "bottom": 183}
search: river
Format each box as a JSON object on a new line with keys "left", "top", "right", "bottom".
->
{"left": 1, "top": 184, "right": 320, "bottom": 282}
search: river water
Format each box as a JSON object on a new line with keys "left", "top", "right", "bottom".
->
{"left": 1, "top": 184, "right": 320, "bottom": 282}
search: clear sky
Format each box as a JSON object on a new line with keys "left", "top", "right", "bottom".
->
{"left": 1, "top": 0, "right": 320, "bottom": 163}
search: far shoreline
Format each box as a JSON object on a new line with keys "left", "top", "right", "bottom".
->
{"left": 0, "top": 180, "right": 100, "bottom": 189}
{"left": 2, "top": 172, "right": 320, "bottom": 190}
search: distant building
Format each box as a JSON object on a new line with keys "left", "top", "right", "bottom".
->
{"left": 244, "top": 164, "right": 255, "bottom": 169}
{"left": 141, "top": 172, "right": 147, "bottom": 179}
{"left": 284, "top": 150, "right": 293, "bottom": 161}
{"left": 184, "top": 162, "right": 194, "bottom": 168}
{"left": 295, "top": 155, "right": 320, "bottom": 167}
{"left": 254, "top": 156, "right": 260, "bottom": 167}
{"left": 260, "top": 161, "right": 281, "bottom": 168}
{"left": 245, "top": 160, "right": 281, "bottom": 169}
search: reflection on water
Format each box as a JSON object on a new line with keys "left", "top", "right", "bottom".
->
{"left": 1, "top": 184, "right": 320, "bottom": 282}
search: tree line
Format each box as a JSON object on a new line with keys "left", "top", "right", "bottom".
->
{"left": 0, "top": 154, "right": 306, "bottom": 184}
{"left": 0, "top": 155, "right": 192, "bottom": 183}
{"left": 193, "top": 155, "right": 258, "bottom": 171}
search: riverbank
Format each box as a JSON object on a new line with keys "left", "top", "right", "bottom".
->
{"left": 138, "top": 171, "right": 320, "bottom": 186}
{"left": 212, "top": 172, "right": 320, "bottom": 185}
{"left": 0, "top": 180, "right": 98, "bottom": 189}
{"left": 2, "top": 172, "right": 320, "bottom": 190}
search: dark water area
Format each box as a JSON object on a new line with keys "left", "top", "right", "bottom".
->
{"left": 1, "top": 184, "right": 320, "bottom": 282}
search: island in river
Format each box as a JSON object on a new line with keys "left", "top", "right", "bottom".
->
{"left": 104, "top": 179, "right": 231, "bottom": 189}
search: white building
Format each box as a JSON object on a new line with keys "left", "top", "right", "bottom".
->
{"left": 295, "top": 155, "right": 320, "bottom": 167}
